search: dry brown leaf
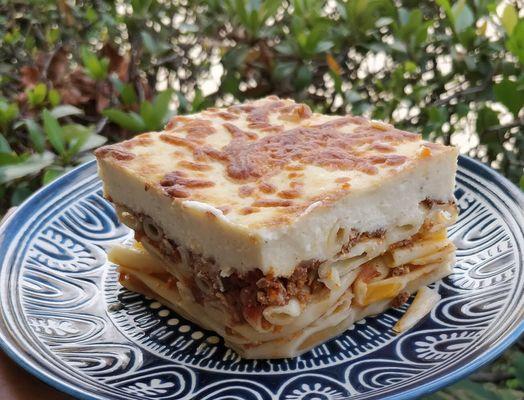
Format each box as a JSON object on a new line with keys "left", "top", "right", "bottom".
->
{"left": 101, "top": 44, "right": 130, "bottom": 82}
{"left": 46, "top": 47, "right": 68, "bottom": 83}
{"left": 20, "top": 66, "right": 40, "bottom": 88}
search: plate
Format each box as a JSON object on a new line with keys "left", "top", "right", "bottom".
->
{"left": 0, "top": 156, "right": 523, "bottom": 400}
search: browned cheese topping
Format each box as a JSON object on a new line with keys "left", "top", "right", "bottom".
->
{"left": 95, "top": 96, "right": 447, "bottom": 226}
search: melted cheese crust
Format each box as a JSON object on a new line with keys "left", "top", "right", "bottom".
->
{"left": 96, "top": 96, "right": 457, "bottom": 277}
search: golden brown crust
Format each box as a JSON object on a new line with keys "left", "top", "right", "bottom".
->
{"left": 94, "top": 96, "right": 455, "bottom": 227}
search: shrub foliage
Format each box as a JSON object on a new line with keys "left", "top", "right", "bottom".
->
{"left": 1, "top": 0, "right": 523, "bottom": 212}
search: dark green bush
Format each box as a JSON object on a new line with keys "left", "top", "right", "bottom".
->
{"left": 0, "top": 1, "right": 523, "bottom": 397}
{"left": 1, "top": 0, "right": 523, "bottom": 213}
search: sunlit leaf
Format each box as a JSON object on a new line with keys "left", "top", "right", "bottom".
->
{"left": 50, "top": 105, "right": 84, "bottom": 119}
{"left": 0, "top": 100, "right": 19, "bottom": 129}
{"left": 0, "top": 151, "right": 55, "bottom": 184}
{"left": 80, "top": 133, "right": 107, "bottom": 152}
{"left": 42, "top": 167, "right": 65, "bottom": 185}
{"left": 48, "top": 88, "right": 61, "bottom": 107}
{"left": 452, "top": 0, "right": 474, "bottom": 33}
{"left": 501, "top": 4, "right": 518, "bottom": 35}
{"left": 27, "top": 83, "right": 47, "bottom": 107}
{"left": 0, "top": 152, "right": 22, "bottom": 166}
{"left": 42, "top": 109, "right": 65, "bottom": 155}
{"left": 506, "top": 21, "right": 524, "bottom": 65}
{"left": 102, "top": 109, "right": 146, "bottom": 132}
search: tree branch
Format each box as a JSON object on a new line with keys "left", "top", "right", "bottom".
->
{"left": 431, "top": 82, "right": 489, "bottom": 107}
{"left": 486, "top": 118, "right": 524, "bottom": 133}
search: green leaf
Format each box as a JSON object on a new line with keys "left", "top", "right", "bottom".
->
{"left": 0, "top": 151, "right": 55, "bottom": 184}
{"left": 275, "top": 41, "right": 296, "bottom": 56}
{"left": 81, "top": 46, "right": 109, "bottom": 81}
{"left": 501, "top": 4, "right": 518, "bottom": 35}
{"left": 24, "top": 119, "right": 46, "bottom": 153}
{"left": 345, "top": 90, "right": 361, "bottom": 104}
{"left": 141, "top": 31, "right": 157, "bottom": 54}
{"left": 314, "top": 40, "right": 334, "bottom": 54}
{"left": 61, "top": 123, "right": 93, "bottom": 155}
{"left": 513, "top": 352, "right": 524, "bottom": 388}
{"left": 42, "top": 109, "right": 66, "bottom": 155}
{"left": 222, "top": 46, "right": 249, "bottom": 68}
{"left": 404, "top": 61, "right": 417, "bottom": 73}
{"left": 191, "top": 88, "right": 210, "bottom": 112}
{"left": 48, "top": 88, "right": 61, "bottom": 107}
{"left": 10, "top": 183, "right": 33, "bottom": 206}
{"left": 120, "top": 84, "right": 138, "bottom": 106}
{"left": 506, "top": 21, "right": 524, "bottom": 65}
{"left": 139, "top": 100, "right": 156, "bottom": 130}
{"left": 50, "top": 105, "right": 84, "bottom": 119}
{"left": 0, "top": 133, "right": 11, "bottom": 153}
{"left": 0, "top": 152, "right": 22, "bottom": 166}
{"left": 152, "top": 90, "right": 173, "bottom": 124}
{"left": 85, "top": 7, "right": 97, "bottom": 23}
{"left": 0, "top": 100, "right": 19, "bottom": 129}
{"left": 494, "top": 79, "right": 524, "bottom": 116}
{"left": 45, "top": 27, "right": 60, "bottom": 45}
{"left": 42, "top": 167, "right": 64, "bottom": 185}
{"left": 376, "top": 17, "right": 394, "bottom": 28}
{"left": 27, "top": 83, "right": 47, "bottom": 107}
{"left": 273, "top": 61, "right": 297, "bottom": 81}
{"left": 436, "top": 0, "right": 453, "bottom": 22}
{"left": 140, "top": 31, "right": 169, "bottom": 55}
{"left": 175, "top": 92, "right": 190, "bottom": 113}
{"left": 520, "top": 175, "right": 524, "bottom": 190}
{"left": 476, "top": 107, "right": 499, "bottom": 138}
{"left": 131, "top": 0, "right": 152, "bottom": 14}
{"left": 294, "top": 64, "right": 313, "bottom": 91}
{"left": 79, "top": 133, "right": 107, "bottom": 152}
{"left": 102, "top": 109, "right": 146, "bottom": 132}
{"left": 452, "top": 0, "right": 474, "bottom": 33}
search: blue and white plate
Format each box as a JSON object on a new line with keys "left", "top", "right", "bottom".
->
{"left": 0, "top": 156, "right": 523, "bottom": 400}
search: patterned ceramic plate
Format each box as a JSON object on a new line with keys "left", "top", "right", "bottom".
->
{"left": 0, "top": 156, "right": 523, "bottom": 400}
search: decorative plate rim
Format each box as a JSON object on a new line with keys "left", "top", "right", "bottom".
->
{"left": 0, "top": 155, "right": 523, "bottom": 400}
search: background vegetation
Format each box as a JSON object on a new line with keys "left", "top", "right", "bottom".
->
{"left": 0, "top": 0, "right": 523, "bottom": 398}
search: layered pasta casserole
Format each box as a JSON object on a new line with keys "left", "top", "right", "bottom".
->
{"left": 95, "top": 96, "right": 458, "bottom": 359}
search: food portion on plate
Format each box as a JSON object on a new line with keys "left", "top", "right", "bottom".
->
{"left": 95, "top": 96, "right": 458, "bottom": 359}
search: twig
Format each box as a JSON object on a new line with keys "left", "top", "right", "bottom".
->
{"left": 431, "top": 83, "right": 489, "bottom": 107}
{"left": 485, "top": 118, "right": 524, "bottom": 133}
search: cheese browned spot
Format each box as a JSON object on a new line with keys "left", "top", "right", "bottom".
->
{"left": 335, "top": 177, "right": 351, "bottom": 183}
{"left": 278, "top": 103, "right": 312, "bottom": 122}
{"left": 278, "top": 189, "right": 301, "bottom": 199}
{"left": 160, "top": 171, "right": 215, "bottom": 198}
{"left": 239, "top": 185, "right": 256, "bottom": 198}
{"left": 252, "top": 199, "right": 293, "bottom": 207}
{"left": 177, "top": 160, "right": 212, "bottom": 171}
{"left": 259, "top": 182, "right": 276, "bottom": 194}
{"left": 240, "top": 207, "right": 259, "bottom": 215}
{"left": 220, "top": 124, "right": 415, "bottom": 181}
{"left": 214, "top": 111, "right": 239, "bottom": 120}
{"left": 94, "top": 145, "right": 135, "bottom": 160}
{"left": 160, "top": 133, "right": 198, "bottom": 149}
{"left": 223, "top": 122, "right": 258, "bottom": 140}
